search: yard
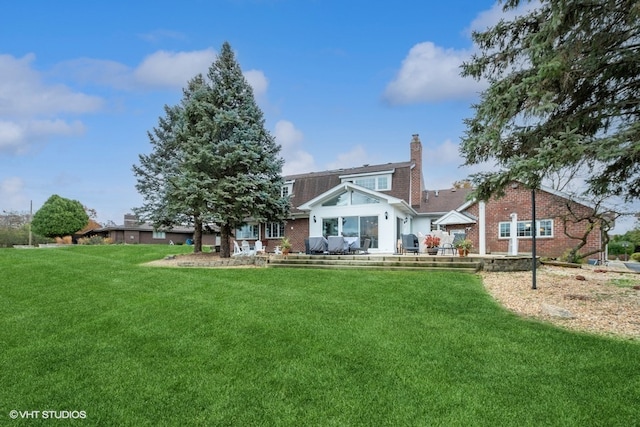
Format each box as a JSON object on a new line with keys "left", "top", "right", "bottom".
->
{"left": 1, "top": 245, "right": 639, "bottom": 426}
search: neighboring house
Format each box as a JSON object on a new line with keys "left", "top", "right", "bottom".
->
{"left": 72, "top": 219, "right": 103, "bottom": 243}
{"left": 246, "top": 134, "right": 605, "bottom": 258}
{"left": 87, "top": 214, "right": 219, "bottom": 246}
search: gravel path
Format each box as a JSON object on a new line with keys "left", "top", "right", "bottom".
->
{"left": 482, "top": 265, "right": 640, "bottom": 340}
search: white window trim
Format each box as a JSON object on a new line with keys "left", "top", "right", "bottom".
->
{"left": 340, "top": 171, "right": 393, "bottom": 191}
{"left": 236, "top": 224, "right": 260, "bottom": 240}
{"left": 498, "top": 219, "right": 554, "bottom": 239}
{"left": 265, "top": 222, "right": 285, "bottom": 239}
{"left": 282, "top": 180, "right": 294, "bottom": 198}
{"left": 152, "top": 230, "right": 166, "bottom": 239}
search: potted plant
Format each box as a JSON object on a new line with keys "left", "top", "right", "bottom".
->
{"left": 423, "top": 235, "right": 440, "bottom": 255}
{"left": 455, "top": 238, "right": 473, "bottom": 257}
{"left": 280, "top": 237, "right": 292, "bottom": 255}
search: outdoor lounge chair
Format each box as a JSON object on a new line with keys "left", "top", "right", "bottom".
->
{"left": 359, "top": 238, "right": 371, "bottom": 254}
{"left": 328, "top": 236, "right": 346, "bottom": 254}
{"left": 308, "top": 236, "right": 329, "bottom": 254}
{"left": 438, "top": 232, "right": 456, "bottom": 255}
{"left": 241, "top": 240, "right": 255, "bottom": 256}
{"left": 232, "top": 240, "right": 244, "bottom": 256}
{"left": 401, "top": 233, "right": 420, "bottom": 254}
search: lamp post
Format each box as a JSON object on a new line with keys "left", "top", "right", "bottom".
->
{"left": 531, "top": 189, "right": 537, "bottom": 290}
{"left": 621, "top": 241, "right": 630, "bottom": 261}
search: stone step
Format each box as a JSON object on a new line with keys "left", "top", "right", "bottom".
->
{"left": 267, "top": 263, "right": 480, "bottom": 273}
{"left": 279, "top": 254, "right": 479, "bottom": 262}
{"left": 267, "top": 254, "right": 482, "bottom": 272}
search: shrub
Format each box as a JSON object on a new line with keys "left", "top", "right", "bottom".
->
{"left": 78, "top": 236, "right": 113, "bottom": 245}
{"left": 631, "top": 252, "right": 640, "bottom": 262}
{"left": 560, "top": 248, "right": 581, "bottom": 264}
{"left": 608, "top": 241, "right": 633, "bottom": 256}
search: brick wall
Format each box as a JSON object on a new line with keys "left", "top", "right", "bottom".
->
{"left": 285, "top": 218, "right": 309, "bottom": 253}
{"left": 410, "top": 134, "right": 423, "bottom": 208}
{"left": 464, "top": 184, "right": 603, "bottom": 259}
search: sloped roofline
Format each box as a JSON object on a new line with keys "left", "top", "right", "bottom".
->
{"left": 297, "top": 181, "right": 417, "bottom": 215}
{"left": 284, "top": 161, "right": 411, "bottom": 181}
{"left": 433, "top": 210, "right": 477, "bottom": 226}
{"left": 456, "top": 182, "right": 599, "bottom": 212}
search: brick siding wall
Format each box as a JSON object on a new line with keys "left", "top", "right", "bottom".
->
{"left": 285, "top": 218, "right": 310, "bottom": 253}
{"left": 464, "top": 185, "right": 603, "bottom": 258}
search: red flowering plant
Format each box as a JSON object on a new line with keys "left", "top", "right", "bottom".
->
{"left": 424, "top": 235, "right": 441, "bottom": 248}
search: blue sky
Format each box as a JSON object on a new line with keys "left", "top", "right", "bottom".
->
{"left": 1, "top": 0, "right": 634, "bottom": 232}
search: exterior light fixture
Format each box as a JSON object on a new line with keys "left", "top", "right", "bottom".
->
{"left": 384, "top": 211, "right": 388, "bottom": 220}
{"left": 313, "top": 215, "right": 316, "bottom": 223}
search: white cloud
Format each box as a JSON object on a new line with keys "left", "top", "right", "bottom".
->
{"left": 466, "top": 1, "right": 541, "bottom": 35}
{"left": 326, "top": 146, "right": 371, "bottom": 170}
{"left": 0, "top": 177, "right": 28, "bottom": 211}
{"left": 383, "top": 42, "right": 486, "bottom": 105}
{"left": 0, "top": 54, "right": 103, "bottom": 117}
{"left": 0, "top": 49, "right": 270, "bottom": 155}
{"left": 274, "top": 120, "right": 303, "bottom": 149}
{"left": 53, "top": 58, "right": 135, "bottom": 90}
{"left": 244, "top": 69, "right": 269, "bottom": 100}
{"left": 55, "top": 48, "right": 269, "bottom": 97}
{"left": 0, "top": 119, "right": 85, "bottom": 155}
{"left": 424, "top": 138, "right": 461, "bottom": 164}
{"left": 0, "top": 54, "right": 100, "bottom": 155}
{"left": 134, "top": 49, "right": 217, "bottom": 89}
{"left": 274, "top": 120, "right": 316, "bottom": 175}
{"left": 384, "top": 2, "right": 542, "bottom": 106}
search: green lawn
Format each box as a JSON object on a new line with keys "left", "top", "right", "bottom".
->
{"left": 1, "top": 245, "right": 638, "bottom": 426}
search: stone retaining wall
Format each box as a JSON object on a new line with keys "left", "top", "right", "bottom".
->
{"left": 171, "top": 254, "right": 537, "bottom": 271}
{"left": 177, "top": 255, "right": 269, "bottom": 268}
{"left": 481, "top": 256, "right": 540, "bottom": 272}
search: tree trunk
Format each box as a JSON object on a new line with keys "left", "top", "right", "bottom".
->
{"left": 220, "top": 224, "right": 232, "bottom": 258}
{"left": 193, "top": 216, "right": 203, "bottom": 253}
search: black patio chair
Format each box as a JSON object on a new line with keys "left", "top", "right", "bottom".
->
{"left": 401, "top": 233, "right": 420, "bottom": 255}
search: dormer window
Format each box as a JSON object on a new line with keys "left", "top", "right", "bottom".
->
{"left": 340, "top": 171, "right": 392, "bottom": 191}
{"left": 281, "top": 180, "right": 294, "bottom": 198}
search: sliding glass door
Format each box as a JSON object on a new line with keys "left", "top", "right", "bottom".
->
{"left": 321, "top": 215, "right": 378, "bottom": 249}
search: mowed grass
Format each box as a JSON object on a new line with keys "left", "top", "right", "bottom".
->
{"left": 1, "top": 245, "right": 639, "bottom": 426}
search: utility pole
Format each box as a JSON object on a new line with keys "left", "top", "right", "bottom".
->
{"left": 28, "top": 200, "right": 33, "bottom": 246}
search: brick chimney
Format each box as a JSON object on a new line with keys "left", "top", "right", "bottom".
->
{"left": 410, "top": 134, "right": 424, "bottom": 208}
{"left": 124, "top": 214, "right": 138, "bottom": 227}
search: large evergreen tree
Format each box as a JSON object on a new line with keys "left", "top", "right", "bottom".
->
{"left": 31, "top": 194, "right": 89, "bottom": 239}
{"left": 198, "top": 42, "right": 288, "bottom": 257}
{"left": 133, "top": 76, "right": 212, "bottom": 252}
{"left": 133, "top": 42, "right": 288, "bottom": 256}
{"left": 460, "top": 0, "right": 640, "bottom": 201}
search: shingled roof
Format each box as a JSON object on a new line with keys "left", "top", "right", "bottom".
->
{"left": 284, "top": 161, "right": 413, "bottom": 215}
{"left": 419, "top": 187, "right": 474, "bottom": 215}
